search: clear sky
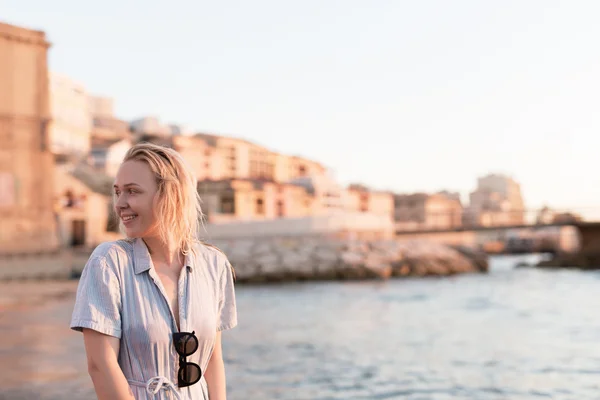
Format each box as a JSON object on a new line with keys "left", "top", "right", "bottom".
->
{"left": 4, "top": 0, "right": 600, "bottom": 217}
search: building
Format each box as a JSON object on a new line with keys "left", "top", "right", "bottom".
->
{"left": 89, "top": 137, "right": 132, "bottom": 177}
{"left": 48, "top": 72, "right": 92, "bottom": 159}
{"left": 465, "top": 173, "right": 525, "bottom": 227}
{"left": 138, "top": 131, "right": 327, "bottom": 185}
{"left": 0, "top": 22, "right": 58, "bottom": 254}
{"left": 289, "top": 172, "right": 345, "bottom": 215}
{"left": 89, "top": 95, "right": 114, "bottom": 119}
{"left": 344, "top": 185, "right": 394, "bottom": 219}
{"left": 198, "top": 179, "right": 312, "bottom": 223}
{"left": 54, "top": 163, "right": 118, "bottom": 248}
{"left": 394, "top": 192, "right": 463, "bottom": 231}
{"left": 168, "top": 124, "right": 194, "bottom": 136}
{"left": 195, "top": 133, "right": 326, "bottom": 183}
{"left": 172, "top": 135, "right": 222, "bottom": 181}
{"left": 199, "top": 178, "right": 394, "bottom": 239}
{"left": 130, "top": 116, "right": 171, "bottom": 137}
{"left": 89, "top": 95, "right": 130, "bottom": 141}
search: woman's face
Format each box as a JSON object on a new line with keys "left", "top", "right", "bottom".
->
{"left": 113, "top": 160, "right": 159, "bottom": 239}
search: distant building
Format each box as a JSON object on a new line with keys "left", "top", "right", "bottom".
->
{"left": 465, "top": 173, "right": 525, "bottom": 227}
{"left": 437, "top": 190, "right": 462, "bottom": 204}
{"left": 198, "top": 179, "right": 312, "bottom": 223}
{"left": 0, "top": 22, "right": 57, "bottom": 253}
{"left": 89, "top": 95, "right": 129, "bottom": 141}
{"left": 89, "top": 137, "right": 132, "bottom": 177}
{"left": 289, "top": 172, "right": 345, "bottom": 214}
{"left": 54, "top": 163, "right": 117, "bottom": 248}
{"left": 88, "top": 95, "right": 114, "bottom": 119}
{"left": 344, "top": 186, "right": 394, "bottom": 219}
{"left": 180, "top": 133, "right": 326, "bottom": 183}
{"left": 168, "top": 124, "right": 194, "bottom": 136}
{"left": 130, "top": 116, "right": 171, "bottom": 137}
{"left": 198, "top": 176, "right": 394, "bottom": 238}
{"left": 48, "top": 72, "right": 92, "bottom": 159}
{"left": 393, "top": 192, "right": 463, "bottom": 231}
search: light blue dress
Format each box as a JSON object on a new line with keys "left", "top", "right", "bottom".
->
{"left": 70, "top": 238, "right": 238, "bottom": 399}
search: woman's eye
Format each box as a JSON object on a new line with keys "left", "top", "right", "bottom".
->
{"left": 128, "top": 189, "right": 137, "bottom": 194}
{"left": 114, "top": 191, "right": 121, "bottom": 196}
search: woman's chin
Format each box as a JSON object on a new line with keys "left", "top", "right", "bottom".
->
{"left": 124, "top": 227, "right": 142, "bottom": 238}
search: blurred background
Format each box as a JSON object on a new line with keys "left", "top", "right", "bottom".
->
{"left": 2, "top": 1, "right": 600, "bottom": 399}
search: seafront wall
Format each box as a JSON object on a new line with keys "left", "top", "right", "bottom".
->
{"left": 207, "top": 236, "right": 488, "bottom": 283}
{"left": 0, "top": 236, "right": 488, "bottom": 281}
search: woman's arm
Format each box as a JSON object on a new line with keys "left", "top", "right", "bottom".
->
{"left": 204, "top": 331, "right": 228, "bottom": 400}
{"left": 83, "top": 329, "right": 135, "bottom": 400}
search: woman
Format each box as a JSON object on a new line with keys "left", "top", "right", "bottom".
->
{"left": 70, "top": 142, "right": 237, "bottom": 399}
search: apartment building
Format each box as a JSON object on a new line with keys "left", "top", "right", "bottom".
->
{"left": 198, "top": 179, "right": 312, "bottom": 223}
{"left": 89, "top": 137, "right": 132, "bottom": 177}
{"left": 89, "top": 95, "right": 129, "bottom": 141}
{"left": 345, "top": 186, "right": 394, "bottom": 219}
{"left": 48, "top": 72, "right": 92, "bottom": 159}
{"left": 394, "top": 192, "right": 463, "bottom": 231}
{"left": 195, "top": 133, "right": 325, "bottom": 183}
{"left": 465, "top": 173, "right": 525, "bottom": 226}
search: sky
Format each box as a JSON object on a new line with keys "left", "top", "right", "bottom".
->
{"left": 4, "top": 0, "right": 600, "bottom": 217}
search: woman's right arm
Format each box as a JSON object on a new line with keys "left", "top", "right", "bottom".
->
{"left": 83, "top": 329, "right": 135, "bottom": 400}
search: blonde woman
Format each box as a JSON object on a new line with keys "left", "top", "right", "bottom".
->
{"left": 70, "top": 142, "right": 237, "bottom": 400}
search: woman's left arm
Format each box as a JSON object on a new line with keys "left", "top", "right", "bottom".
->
{"left": 204, "top": 331, "right": 227, "bottom": 400}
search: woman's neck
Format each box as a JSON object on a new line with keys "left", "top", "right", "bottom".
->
{"left": 142, "top": 236, "right": 182, "bottom": 268}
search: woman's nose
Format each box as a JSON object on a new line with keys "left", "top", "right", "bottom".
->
{"left": 115, "top": 194, "right": 128, "bottom": 209}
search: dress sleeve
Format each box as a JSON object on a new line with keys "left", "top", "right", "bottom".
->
{"left": 70, "top": 256, "right": 122, "bottom": 338}
{"left": 217, "top": 259, "right": 238, "bottom": 331}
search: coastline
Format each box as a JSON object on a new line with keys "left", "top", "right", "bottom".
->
{"left": 0, "top": 238, "right": 488, "bottom": 283}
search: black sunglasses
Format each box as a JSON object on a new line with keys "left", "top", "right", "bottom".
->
{"left": 172, "top": 331, "right": 202, "bottom": 388}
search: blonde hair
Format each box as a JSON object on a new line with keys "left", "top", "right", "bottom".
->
{"left": 121, "top": 142, "right": 203, "bottom": 255}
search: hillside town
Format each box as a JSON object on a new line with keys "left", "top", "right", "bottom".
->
{"left": 0, "top": 21, "right": 582, "bottom": 260}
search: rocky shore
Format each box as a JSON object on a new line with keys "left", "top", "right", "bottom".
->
{"left": 0, "top": 237, "right": 488, "bottom": 282}
{"left": 208, "top": 236, "right": 488, "bottom": 283}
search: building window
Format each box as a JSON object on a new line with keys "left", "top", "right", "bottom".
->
{"left": 256, "top": 198, "right": 264, "bottom": 215}
{"left": 220, "top": 195, "right": 235, "bottom": 214}
{"left": 359, "top": 193, "right": 369, "bottom": 212}
{"left": 276, "top": 200, "right": 284, "bottom": 217}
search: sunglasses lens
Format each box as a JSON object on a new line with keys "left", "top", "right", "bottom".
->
{"left": 174, "top": 333, "right": 198, "bottom": 356}
{"left": 179, "top": 363, "right": 201, "bottom": 385}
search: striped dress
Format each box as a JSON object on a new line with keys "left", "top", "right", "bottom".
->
{"left": 70, "top": 238, "right": 238, "bottom": 399}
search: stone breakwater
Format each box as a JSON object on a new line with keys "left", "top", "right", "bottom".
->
{"left": 207, "top": 237, "right": 489, "bottom": 283}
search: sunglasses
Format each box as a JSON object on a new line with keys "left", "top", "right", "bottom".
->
{"left": 172, "top": 331, "right": 202, "bottom": 388}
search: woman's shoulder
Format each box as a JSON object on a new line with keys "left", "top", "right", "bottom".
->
{"left": 194, "top": 241, "right": 228, "bottom": 264}
{"left": 193, "top": 242, "right": 235, "bottom": 279}
{"left": 87, "top": 239, "right": 134, "bottom": 269}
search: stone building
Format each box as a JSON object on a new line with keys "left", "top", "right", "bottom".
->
{"left": 89, "top": 95, "right": 130, "bottom": 141}
{"left": 48, "top": 72, "right": 92, "bottom": 160}
{"left": 0, "top": 22, "right": 58, "bottom": 254}
{"left": 465, "top": 173, "right": 525, "bottom": 227}
{"left": 194, "top": 133, "right": 326, "bottom": 183}
{"left": 54, "top": 163, "right": 118, "bottom": 248}
{"left": 345, "top": 186, "right": 394, "bottom": 219}
{"left": 394, "top": 192, "right": 463, "bottom": 231}
{"left": 198, "top": 179, "right": 313, "bottom": 223}
{"left": 89, "top": 136, "right": 132, "bottom": 177}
